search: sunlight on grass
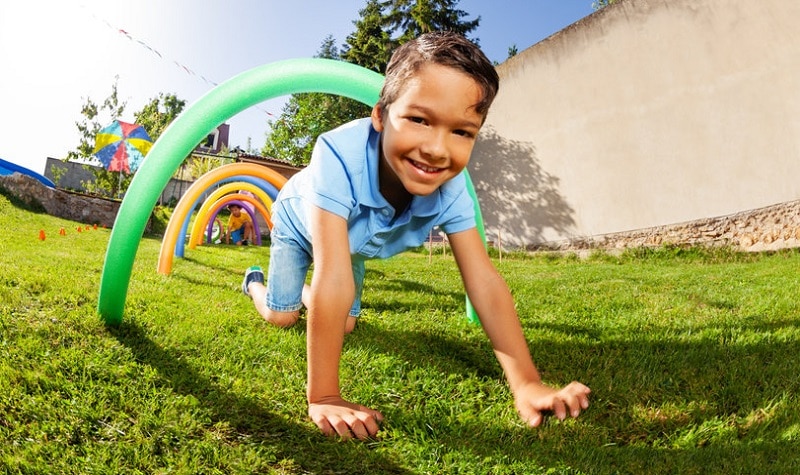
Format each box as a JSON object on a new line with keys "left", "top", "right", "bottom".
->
{"left": 2, "top": 190, "right": 799, "bottom": 474}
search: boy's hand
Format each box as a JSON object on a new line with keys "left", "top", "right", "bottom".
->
{"left": 308, "top": 396, "right": 384, "bottom": 440}
{"left": 514, "top": 381, "right": 591, "bottom": 427}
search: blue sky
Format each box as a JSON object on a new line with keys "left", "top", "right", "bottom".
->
{"left": 0, "top": 0, "right": 594, "bottom": 174}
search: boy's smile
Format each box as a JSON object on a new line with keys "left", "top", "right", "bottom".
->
{"left": 372, "top": 63, "right": 483, "bottom": 206}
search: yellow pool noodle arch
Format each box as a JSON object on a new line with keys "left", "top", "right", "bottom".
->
{"left": 188, "top": 182, "right": 274, "bottom": 249}
{"left": 157, "top": 162, "right": 287, "bottom": 275}
{"left": 196, "top": 193, "right": 271, "bottom": 245}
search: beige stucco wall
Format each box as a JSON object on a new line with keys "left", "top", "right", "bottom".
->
{"left": 470, "top": 0, "right": 800, "bottom": 248}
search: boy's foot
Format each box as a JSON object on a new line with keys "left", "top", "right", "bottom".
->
{"left": 242, "top": 239, "right": 249, "bottom": 246}
{"left": 242, "top": 266, "right": 264, "bottom": 296}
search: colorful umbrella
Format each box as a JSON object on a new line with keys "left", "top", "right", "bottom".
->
{"left": 93, "top": 120, "right": 153, "bottom": 174}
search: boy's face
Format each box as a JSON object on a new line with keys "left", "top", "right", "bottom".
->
{"left": 372, "top": 63, "right": 483, "bottom": 198}
{"left": 230, "top": 206, "right": 241, "bottom": 216}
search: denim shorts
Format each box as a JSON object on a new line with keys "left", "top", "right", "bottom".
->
{"left": 230, "top": 228, "right": 245, "bottom": 243}
{"left": 266, "top": 227, "right": 365, "bottom": 317}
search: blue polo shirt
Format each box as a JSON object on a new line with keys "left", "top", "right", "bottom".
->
{"left": 271, "top": 118, "right": 476, "bottom": 260}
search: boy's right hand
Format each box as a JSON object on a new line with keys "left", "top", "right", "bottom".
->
{"left": 514, "top": 380, "right": 591, "bottom": 427}
{"left": 308, "top": 396, "right": 384, "bottom": 440}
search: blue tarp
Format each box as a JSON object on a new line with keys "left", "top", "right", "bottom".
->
{"left": 0, "top": 157, "right": 55, "bottom": 188}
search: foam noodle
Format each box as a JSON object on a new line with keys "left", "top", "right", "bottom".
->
{"left": 187, "top": 181, "right": 274, "bottom": 249}
{"left": 97, "top": 58, "right": 485, "bottom": 326}
{"left": 156, "top": 163, "right": 285, "bottom": 275}
{"left": 173, "top": 175, "right": 279, "bottom": 259}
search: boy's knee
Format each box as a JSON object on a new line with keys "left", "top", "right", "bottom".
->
{"left": 265, "top": 310, "right": 300, "bottom": 329}
{"left": 344, "top": 316, "right": 357, "bottom": 334}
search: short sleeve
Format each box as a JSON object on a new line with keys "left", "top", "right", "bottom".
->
{"left": 438, "top": 173, "right": 477, "bottom": 235}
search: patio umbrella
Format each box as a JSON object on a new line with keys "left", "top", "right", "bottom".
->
{"left": 93, "top": 120, "right": 153, "bottom": 174}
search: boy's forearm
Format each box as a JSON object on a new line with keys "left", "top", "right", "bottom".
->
{"left": 306, "top": 314, "right": 344, "bottom": 402}
{"left": 305, "top": 283, "right": 353, "bottom": 403}
{"left": 472, "top": 279, "right": 542, "bottom": 393}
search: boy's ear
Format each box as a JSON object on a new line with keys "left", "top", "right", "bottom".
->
{"left": 371, "top": 104, "right": 384, "bottom": 132}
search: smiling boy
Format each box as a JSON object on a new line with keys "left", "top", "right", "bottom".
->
{"left": 242, "top": 31, "right": 591, "bottom": 439}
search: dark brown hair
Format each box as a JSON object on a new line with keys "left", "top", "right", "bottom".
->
{"left": 377, "top": 31, "right": 499, "bottom": 120}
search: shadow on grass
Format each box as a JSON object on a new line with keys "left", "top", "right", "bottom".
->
{"left": 109, "top": 321, "right": 414, "bottom": 475}
{"left": 346, "top": 318, "right": 800, "bottom": 473}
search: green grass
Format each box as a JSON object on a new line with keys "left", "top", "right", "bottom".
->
{"left": 1, "top": 189, "right": 799, "bottom": 474}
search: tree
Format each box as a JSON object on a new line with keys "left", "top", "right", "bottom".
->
{"left": 67, "top": 76, "right": 126, "bottom": 164}
{"left": 68, "top": 80, "right": 188, "bottom": 197}
{"left": 507, "top": 44, "right": 518, "bottom": 59}
{"left": 262, "top": 36, "right": 371, "bottom": 165}
{"left": 133, "top": 93, "right": 186, "bottom": 142}
{"left": 67, "top": 77, "right": 128, "bottom": 197}
{"left": 262, "top": 0, "right": 481, "bottom": 166}
{"left": 592, "top": 0, "right": 619, "bottom": 10}
{"left": 381, "top": 0, "right": 480, "bottom": 45}
{"left": 342, "top": 0, "right": 393, "bottom": 73}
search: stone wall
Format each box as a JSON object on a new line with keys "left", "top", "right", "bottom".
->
{"left": 44, "top": 157, "right": 193, "bottom": 205}
{"left": 0, "top": 173, "right": 121, "bottom": 228}
{"left": 526, "top": 200, "right": 800, "bottom": 253}
{"left": 4, "top": 171, "right": 799, "bottom": 253}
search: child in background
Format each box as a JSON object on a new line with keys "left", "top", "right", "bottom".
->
{"left": 225, "top": 203, "right": 254, "bottom": 245}
{"left": 242, "top": 31, "right": 591, "bottom": 439}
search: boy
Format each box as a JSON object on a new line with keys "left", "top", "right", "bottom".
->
{"left": 225, "top": 203, "right": 254, "bottom": 245}
{"left": 242, "top": 31, "right": 591, "bottom": 439}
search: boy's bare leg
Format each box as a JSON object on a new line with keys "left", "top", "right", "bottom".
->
{"left": 245, "top": 278, "right": 355, "bottom": 332}
{"left": 244, "top": 222, "right": 255, "bottom": 242}
{"left": 247, "top": 281, "right": 299, "bottom": 328}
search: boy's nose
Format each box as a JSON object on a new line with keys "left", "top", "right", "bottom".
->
{"left": 420, "top": 130, "right": 449, "bottom": 162}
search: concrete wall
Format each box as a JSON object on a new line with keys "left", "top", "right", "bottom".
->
{"left": 44, "top": 157, "right": 193, "bottom": 205}
{"left": 470, "top": 0, "right": 800, "bottom": 248}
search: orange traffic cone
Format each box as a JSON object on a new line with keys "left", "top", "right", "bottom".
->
{"left": 59, "top": 227, "right": 66, "bottom": 236}
{"left": 39, "top": 230, "right": 46, "bottom": 241}
{"left": 93, "top": 224, "right": 98, "bottom": 230}
{"left": 77, "top": 226, "right": 82, "bottom": 233}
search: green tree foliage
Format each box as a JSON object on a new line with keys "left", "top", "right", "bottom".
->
{"left": 262, "top": 0, "right": 480, "bottom": 166}
{"left": 67, "top": 77, "right": 130, "bottom": 197}
{"left": 261, "top": 36, "right": 372, "bottom": 166}
{"left": 342, "top": 0, "right": 393, "bottom": 73}
{"left": 592, "top": 0, "right": 619, "bottom": 10}
{"left": 67, "top": 76, "right": 126, "bottom": 164}
{"left": 68, "top": 80, "right": 187, "bottom": 197}
{"left": 133, "top": 93, "right": 186, "bottom": 142}
{"left": 381, "top": 0, "right": 479, "bottom": 45}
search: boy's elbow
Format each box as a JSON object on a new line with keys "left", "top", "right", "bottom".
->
{"left": 310, "top": 280, "right": 355, "bottom": 313}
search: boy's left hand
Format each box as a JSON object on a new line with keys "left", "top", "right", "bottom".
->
{"left": 514, "top": 381, "right": 591, "bottom": 427}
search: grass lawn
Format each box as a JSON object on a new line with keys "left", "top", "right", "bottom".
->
{"left": 1, "top": 189, "right": 799, "bottom": 474}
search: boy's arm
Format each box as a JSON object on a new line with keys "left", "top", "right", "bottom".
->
{"left": 448, "top": 228, "right": 591, "bottom": 426}
{"left": 306, "top": 205, "right": 383, "bottom": 439}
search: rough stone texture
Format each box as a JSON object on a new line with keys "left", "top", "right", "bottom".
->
{"left": 528, "top": 200, "right": 800, "bottom": 253}
{"left": 0, "top": 173, "right": 121, "bottom": 228}
{"left": 4, "top": 171, "right": 800, "bottom": 253}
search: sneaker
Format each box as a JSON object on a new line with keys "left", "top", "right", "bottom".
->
{"left": 241, "top": 239, "right": 249, "bottom": 246}
{"left": 241, "top": 266, "right": 264, "bottom": 296}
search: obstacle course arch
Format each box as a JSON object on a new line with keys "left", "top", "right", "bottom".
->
{"left": 195, "top": 193, "right": 270, "bottom": 245}
{"left": 187, "top": 181, "right": 275, "bottom": 249}
{"left": 97, "top": 58, "right": 486, "bottom": 326}
{"left": 156, "top": 162, "right": 286, "bottom": 275}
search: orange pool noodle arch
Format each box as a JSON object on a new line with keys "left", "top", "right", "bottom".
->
{"left": 157, "top": 162, "right": 287, "bottom": 275}
{"left": 188, "top": 182, "right": 274, "bottom": 249}
{"left": 197, "top": 193, "right": 271, "bottom": 245}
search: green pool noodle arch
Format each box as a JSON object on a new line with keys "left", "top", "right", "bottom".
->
{"left": 97, "top": 57, "right": 486, "bottom": 326}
